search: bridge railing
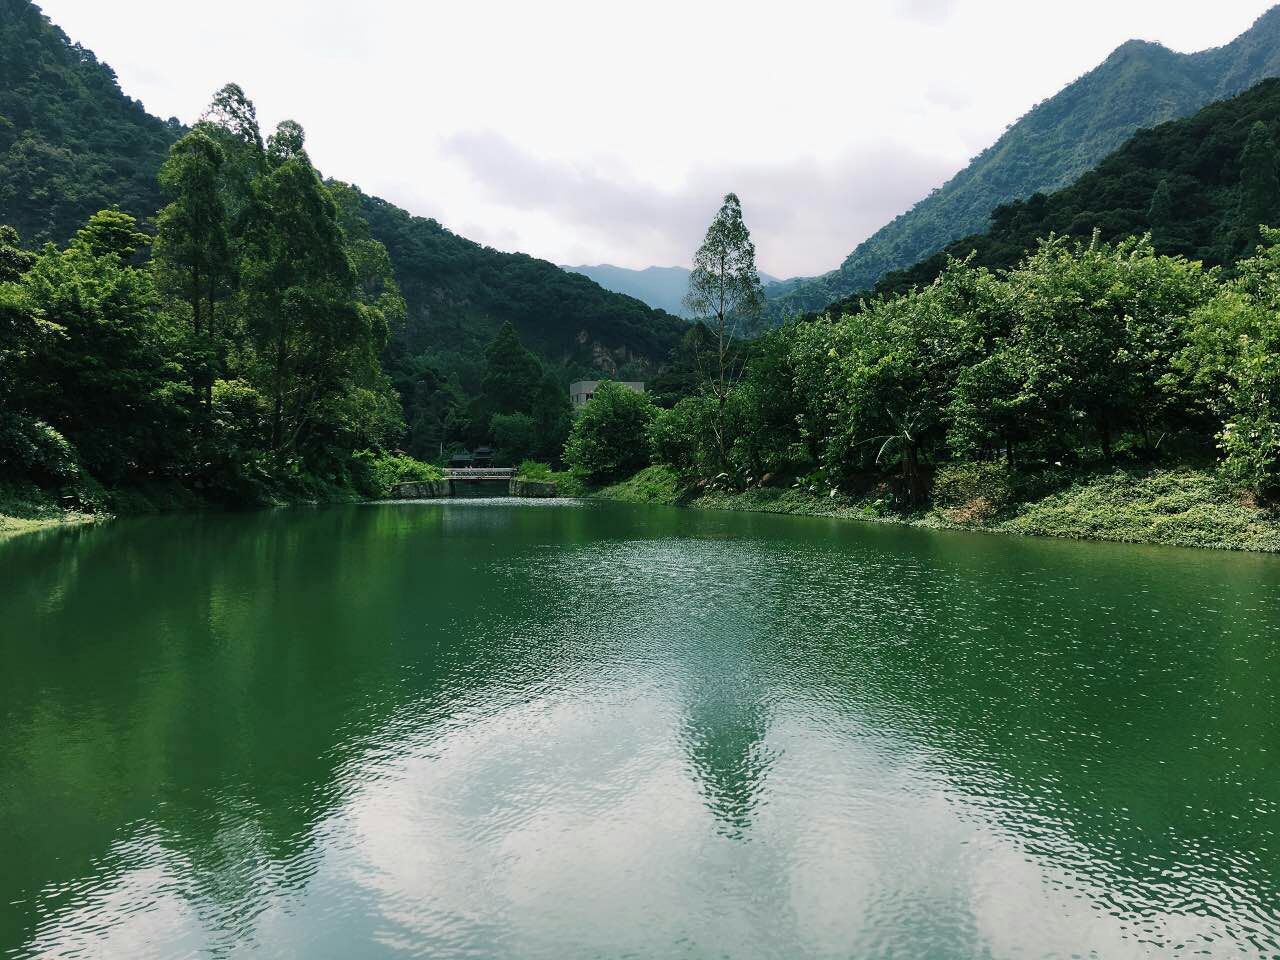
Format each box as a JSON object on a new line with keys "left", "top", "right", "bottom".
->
{"left": 444, "top": 467, "right": 517, "bottom": 478}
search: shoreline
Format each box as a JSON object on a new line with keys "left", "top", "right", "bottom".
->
{"left": 590, "top": 466, "right": 1280, "bottom": 554}
{"left": 8, "top": 467, "right": 1279, "bottom": 556}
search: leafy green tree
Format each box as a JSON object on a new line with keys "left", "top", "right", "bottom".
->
{"left": 564, "top": 381, "right": 656, "bottom": 485}
{"left": 0, "top": 226, "right": 43, "bottom": 404}
{"left": 729, "top": 327, "right": 811, "bottom": 480}
{"left": 238, "top": 122, "right": 363, "bottom": 456}
{"left": 71, "top": 207, "right": 150, "bottom": 260}
{"left": 0, "top": 224, "right": 73, "bottom": 486}
{"left": 947, "top": 346, "right": 1046, "bottom": 464}
{"left": 155, "top": 129, "right": 232, "bottom": 412}
{"left": 1182, "top": 229, "right": 1280, "bottom": 496}
{"left": 21, "top": 211, "right": 188, "bottom": 482}
{"left": 685, "top": 193, "right": 764, "bottom": 468}
{"left": 649, "top": 395, "right": 718, "bottom": 479}
{"left": 491, "top": 412, "right": 539, "bottom": 464}
{"left": 0, "top": 224, "right": 36, "bottom": 282}
{"left": 399, "top": 360, "right": 466, "bottom": 460}
{"left": 1003, "top": 234, "right": 1214, "bottom": 459}
{"left": 530, "top": 371, "right": 572, "bottom": 462}
{"left": 198, "top": 83, "right": 265, "bottom": 221}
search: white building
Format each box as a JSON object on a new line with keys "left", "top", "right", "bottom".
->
{"left": 569, "top": 380, "right": 646, "bottom": 409}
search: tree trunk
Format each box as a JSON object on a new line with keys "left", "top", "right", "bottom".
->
{"left": 272, "top": 327, "right": 288, "bottom": 452}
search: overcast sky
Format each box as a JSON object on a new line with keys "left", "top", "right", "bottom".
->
{"left": 34, "top": 0, "right": 1279, "bottom": 277}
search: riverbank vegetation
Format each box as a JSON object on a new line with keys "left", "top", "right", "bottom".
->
{"left": 597, "top": 468, "right": 1279, "bottom": 552}
{"left": 0, "top": 85, "right": 452, "bottom": 518}
{"left": 566, "top": 192, "right": 1280, "bottom": 550}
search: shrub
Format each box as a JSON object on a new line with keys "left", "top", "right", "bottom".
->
{"left": 931, "top": 461, "right": 1016, "bottom": 514}
{"left": 352, "top": 450, "right": 443, "bottom": 498}
{"left": 595, "top": 464, "right": 682, "bottom": 504}
{"left": 0, "top": 413, "right": 81, "bottom": 487}
{"left": 517, "top": 460, "right": 555, "bottom": 481}
{"left": 649, "top": 395, "right": 717, "bottom": 478}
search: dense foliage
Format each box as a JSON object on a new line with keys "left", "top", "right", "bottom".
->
{"left": 0, "top": 87, "right": 411, "bottom": 505}
{"left": 563, "top": 381, "right": 658, "bottom": 485}
{"left": 766, "top": 7, "right": 1280, "bottom": 318}
{"left": 0, "top": 0, "right": 180, "bottom": 245}
{"left": 620, "top": 232, "right": 1280, "bottom": 507}
{"left": 353, "top": 190, "right": 686, "bottom": 457}
{"left": 0, "top": 0, "right": 689, "bottom": 472}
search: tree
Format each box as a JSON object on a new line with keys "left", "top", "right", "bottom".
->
{"left": 1003, "top": 234, "right": 1214, "bottom": 460}
{"left": 564, "top": 381, "right": 657, "bottom": 485}
{"left": 685, "top": 193, "right": 764, "bottom": 468}
{"left": 0, "top": 225, "right": 67, "bottom": 486}
{"left": 154, "top": 129, "right": 231, "bottom": 412}
{"left": 239, "top": 121, "right": 360, "bottom": 457}
{"left": 1234, "top": 121, "right": 1280, "bottom": 254}
{"left": 1147, "top": 177, "right": 1177, "bottom": 250}
{"left": 199, "top": 83, "right": 265, "bottom": 222}
{"left": 529, "top": 370, "right": 572, "bottom": 462}
{"left": 70, "top": 207, "right": 150, "bottom": 260}
{"left": 21, "top": 211, "right": 188, "bottom": 482}
{"left": 482, "top": 322, "right": 543, "bottom": 415}
{"left": 1183, "top": 229, "right": 1280, "bottom": 497}
{"left": 0, "top": 224, "right": 36, "bottom": 282}
{"left": 491, "top": 412, "right": 539, "bottom": 464}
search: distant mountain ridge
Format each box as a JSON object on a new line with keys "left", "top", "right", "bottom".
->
{"left": 824, "top": 77, "right": 1280, "bottom": 315}
{"left": 562, "top": 263, "right": 781, "bottom": 317}
{"left": 768, "top": 5, "right": 1280, "bottom": 316}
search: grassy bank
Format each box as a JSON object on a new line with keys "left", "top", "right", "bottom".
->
{"left": 0, "top": 452, "right": 443, "bottom": 540}
{"left": 0, "top": 484, "right": 100, "bottom": 536}
{"left": 587, "top": 465, "right": 1280, "bottom": 553}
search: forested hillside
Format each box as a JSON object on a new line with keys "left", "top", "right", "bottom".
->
{"left": 0, "top": 0, "right": 696, "bottom": 505}
{"left": 768, "top": 5, "right": 1280, "bottom": 317}
{"left": 835, "top": 78, "right": 1280, "bottom": 309}
{"left": 354, "top": 192, "right": 685, "bottom": 387}
{"left": 0, "top": 1, "right": 684, "bottom": 380}
{"left": 0, "top": 0, "right": 180, "bottom": 244}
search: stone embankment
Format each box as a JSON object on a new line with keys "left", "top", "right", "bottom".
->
{"left": 508, "top": 478, "right": 557, "bottom": 498}
{"left": 388, "top": 478, "right": 558, "bottom": 498}
{"left": 389, "top": 480, "right": 451, "bottom": 499}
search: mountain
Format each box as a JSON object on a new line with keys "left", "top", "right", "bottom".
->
{"left": 768, "top": 5, "right": 1280, "bottom": 317}
{"left": 0, "top": 0, "right": 684, "bottom": 384}
{"left": 562, "top": 263, "right": 782, "bottom": 318}
{"left": 0, "top": 0, "right": 182, "bottom": 245}
{"left": 562, "top": 264, "right": 696, "bottom": 317}
{"left": 825, "top": 77, "right": 1280, "bottom": 314}
{"left": 351, "top": 196, "right": 688, "bottom": 384}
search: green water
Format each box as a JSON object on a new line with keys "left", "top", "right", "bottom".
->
{"left": 2, "top": 500, "right": 1279, "bottom": 959}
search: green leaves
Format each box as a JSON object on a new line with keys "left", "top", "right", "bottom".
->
{"left": 564, "top": 382, "right": 657, "bottom": 486}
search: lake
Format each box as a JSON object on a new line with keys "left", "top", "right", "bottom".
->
{"left": 2, "top": 500, "right": 1278, "bottom": 958}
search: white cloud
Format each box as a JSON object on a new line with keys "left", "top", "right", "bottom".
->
{"left": 33, "top": 0, "right": 1279, "bottom": 276}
